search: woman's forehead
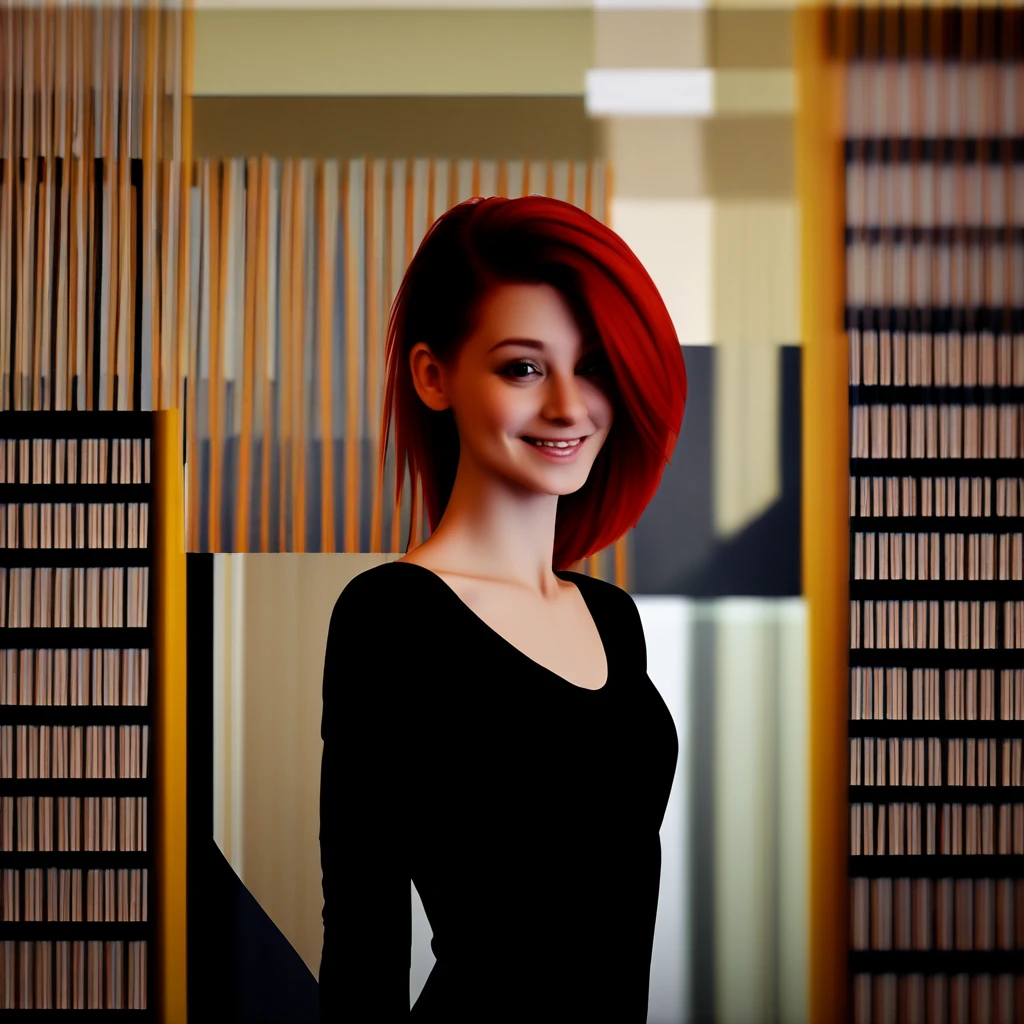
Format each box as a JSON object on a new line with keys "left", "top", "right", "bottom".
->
{"left": 470, "top": 284, "right": 592, "bottom": 347}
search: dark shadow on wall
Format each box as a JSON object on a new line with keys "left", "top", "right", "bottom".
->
{"left": 220, "top": 840, "right": 321, "bottom": 1023}
{"left": 632, "top": 344, "right": 802, "bottom": 598}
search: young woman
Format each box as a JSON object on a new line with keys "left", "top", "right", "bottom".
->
{"left": 319, "top": 195, "right": 687, "bottom": 1022}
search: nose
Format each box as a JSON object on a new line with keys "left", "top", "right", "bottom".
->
{"left": 541, "top": 369, "right": 589, "bottom": 425}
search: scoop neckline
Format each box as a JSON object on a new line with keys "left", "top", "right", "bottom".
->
{"left": 386, "top": 560, "right": 611, "bottom": 693}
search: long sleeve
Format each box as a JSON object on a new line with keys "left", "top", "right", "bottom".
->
{"left": 319, "top": 575, "right": 410, "bottom": 1021}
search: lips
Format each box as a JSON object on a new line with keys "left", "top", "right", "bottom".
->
{"left": 521, "top": 435, "right": 588, "bottom": 459}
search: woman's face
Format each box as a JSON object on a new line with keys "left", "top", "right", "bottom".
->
{"left": 413, "top": 282, "right": 616, "bottom": 500}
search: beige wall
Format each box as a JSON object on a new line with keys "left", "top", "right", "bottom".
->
{"left": 193, "top": 9, "right": 592, "bottom": 96}
{"left": 214, "top": 552, "right": 398, "bottom": 978}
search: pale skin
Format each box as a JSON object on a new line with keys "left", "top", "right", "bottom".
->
{"left": 396, "top": 282, "right": 616, "bottom": 690}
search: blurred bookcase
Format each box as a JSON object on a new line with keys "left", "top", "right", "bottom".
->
{"left": 0, "top": 410, "right": 186, "bottom": 1019}
{"left": 801, "top": 6, "right": 1024, "bottom": 1022}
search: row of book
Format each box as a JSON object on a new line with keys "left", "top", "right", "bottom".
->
{"left": 1, "top": 724, "right": 150, "bottom": 780}
{"left": 1, "top": 502, "right": 151, "bottom": 550}
{"left": 850, "top": 666, "right": 1024, "bottom": 720}
{"left": 853, "top": 972, "right": 1024, "bottom": 1024}
{"left": 846, "top": 253, "right": 1020, "bottom": 318}
{"left": 0, "top": 438, "right": 151, "bottom": 487}
{"left": 851, "top": 802, "right": 1024, "bottom": 856}
{"left": 851, "top": 737, "right": 1022, "bottom": 787}
{"left": 846, "top": 55, "right": 1018, "bottom": 134}
{"left": 851, "top": 876, "right": 1024, "bottom": 951}
{"left": 845, "top": 241, "right": 1018, "bottom": 311}
{"left": 849, "top": 327, "right": 1024, "bottom": 389}
{"left": 845, "top": 163, "right": 1022, "bottom": 228}
{"left": 852, "top": 474, "right": 1022, "bottom": 519}
{"left": 849, "top": 599, "right": 1024, "bottom": 649}
{"left": 2, "top": 868, "right": 148, "bottom": 923}
{"left": 0, "top": 795, "right": 149, "bottom": 853}
{"left": 853, "top": 530, "right": 1023, "bottom": 581}
{"left": 0, "top": 939, "right": 148, "bottom": 1010}
{"left": 0, "top": 648, "right": 150, "bottom": 707}
{"left": 850, "top": 403, "right": 1024, "bottom": 460}
{"left": 1, "top": 566, "right": 150, "bottom": 628}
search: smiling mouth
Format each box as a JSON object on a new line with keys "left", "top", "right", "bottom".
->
{"left": 522, "top": 437, "right": 585, "bottom": 448}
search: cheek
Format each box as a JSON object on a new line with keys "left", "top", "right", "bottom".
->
{"left": 592, "top": 392, "right": 616, "bottom": 429}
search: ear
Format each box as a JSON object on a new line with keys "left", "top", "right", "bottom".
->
{"left": 408, "top": 343, "right": 451, "bottom": 413}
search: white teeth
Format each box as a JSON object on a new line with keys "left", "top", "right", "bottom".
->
{"left": 527, "top": 438, "right": 581, "bottom": 448}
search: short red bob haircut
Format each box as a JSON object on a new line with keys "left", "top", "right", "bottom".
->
{"left": 378, "top": 195, "right": 687, "bottom": 573}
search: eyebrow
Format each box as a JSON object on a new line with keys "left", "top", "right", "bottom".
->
{"left": 487, "top": 338, "right": 546, "bottom": 354}
{"left": 487, "top": 337, "right": 599, "bottom": 355}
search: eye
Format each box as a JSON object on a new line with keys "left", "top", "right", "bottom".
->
{"left": 500, "top": 359, "right": 541, "bottom": 380}
{"left": 499, "top": 355, "right": 609, "bottom": 381}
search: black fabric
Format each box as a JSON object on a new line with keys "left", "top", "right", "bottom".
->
{"left": 318, "top": 560, "right": 678, "bottom": 1022}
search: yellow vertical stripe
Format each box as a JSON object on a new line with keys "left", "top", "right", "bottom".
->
{"left": 258, "top": 156, "right": 272, "bottom": 554}
{"left": 144, "top": 2, "right": 158, "bottom": 410}
{"left": 86, "top": 155, "right": 96, "bottom": 411}
{"left": 128, "top": 149, "right": 138, "bottom": 411}
{"left": 212, "top": 160, "right": 225, "bottom": 547}
{"left": 386, "top": 159, "right": 403, "bottom": 556}
{"left": 158, "top": 162, "right": 172, "bottom": 410}
{"left": 66, "top": 132, "right": 78, "bottom": 413}
{"left": 404, "top": 161, "right": 422, "bottom": 552}
{"left": 107, "top": 157, "right": 121, "bottom": 411}
{"left": 292, "top": 161, "right": 306, "bottom": 553}
{"left": 796, "top": 9, "right": 848, "bottom": 1023}
{"left": 187, "top": 165, "right": 203, "bottom": 551}
{"left": 367, "top": 159, "right": 382, "bottom": 555}
{"left": 179, "top": 0, "right": 195, "bottom": 438}
{"left": 115, "top": 7, "right": 132, "bottom": 410}
{"left": 345, "top": 160, "right": 360, "bottom": 553}
{"left": 447, "top": 156, "right": 458, "bottom": 213}
{"left": 319, "top": 160, "right": 336, "bottom": 553}
{"left": 426, "top": 157, "right": 436, "bottom": 229}
{"left": 279, "top": 160, "right": 292, "bottom": 554}
{"left": 152, "top": 408, "right": 187, "bottom": 1024}
{"left": 237, "top": 157, "right": 258, "bottom": 553}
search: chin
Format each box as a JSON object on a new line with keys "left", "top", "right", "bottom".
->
{"left": 522, "top": 468, "right": 594, "bottom": 497}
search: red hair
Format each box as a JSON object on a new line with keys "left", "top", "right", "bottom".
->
{"left": 377, "top": 195, "right": 687, "bottom": 572}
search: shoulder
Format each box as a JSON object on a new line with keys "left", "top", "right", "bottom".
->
{"left": 558, "top": 569, "right": 637, "bottom": 613}
{"left": 561, "top": 569, "right": 638, "bottom": 622}
{"left": 322, "top": 562, "right": 427, "bottom": 668}
{"left": 559, "top": 570, "right": 646, "bottom": 656}
{"left": 332, "top": 561, "right": 416, "bottom": 611}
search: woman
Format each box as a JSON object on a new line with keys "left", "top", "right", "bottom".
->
{"left": 319, "top": 195, "right": 687, "bottom": 1022}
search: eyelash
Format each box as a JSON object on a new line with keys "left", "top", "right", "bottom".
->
{"left": 501, "top": 358, "right": 606, "bottom": 380}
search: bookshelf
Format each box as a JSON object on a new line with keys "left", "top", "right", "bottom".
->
{"left": 0, "top": 411, "right": 186, "bottom": 1019}
{"left": 839, "top": 6, "right": 1024, "bottom": 1021}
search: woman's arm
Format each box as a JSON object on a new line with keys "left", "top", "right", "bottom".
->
{"left": 319, "top": 573, "right": 410, "bottom": 1020}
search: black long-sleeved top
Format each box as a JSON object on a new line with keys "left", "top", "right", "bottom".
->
{"left": 318, "top": 560, "right": 678, "bottom": 1022}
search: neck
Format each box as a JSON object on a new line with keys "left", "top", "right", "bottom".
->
{"left": 414, "top": 462, "right": 564, "bottom": 599}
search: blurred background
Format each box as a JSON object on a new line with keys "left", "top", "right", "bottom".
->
{"left": 2, "top": 0, "right": 1022, "bottom": 1020}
